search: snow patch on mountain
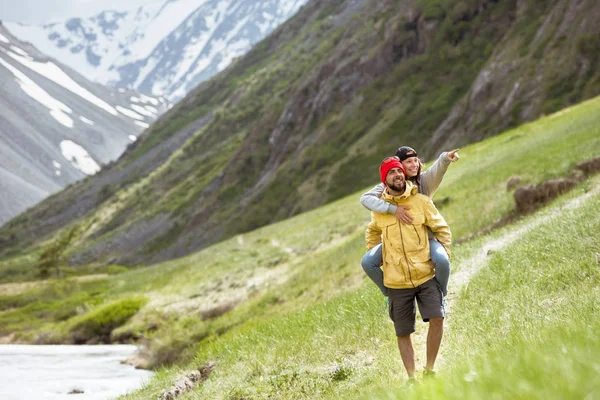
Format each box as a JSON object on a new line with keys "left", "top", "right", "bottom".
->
{"left": 60, "top": 140, "right": 101, "bottom": 175}
{"left": 130, "top": 104, "right": 156, "bottom": 117}
{"left": 79, "top": 116, "right": 95, "bottom": 125}
{"left": 116, "top": 105, "right": 144, "bottom": 120}
{"left": 119, "top": 0, "right": 205, "bottom": 64}
{"left": 0, "top": 56, "right": 74, "bottom": 127}
{"left": 52, "top": 160, "right": 62, "bottom": 176}
{"left": 5, "top": 50, "right": 119, "bottom": 116}
{"left": 9, "top": 46, "right": 28, "bottom": 56}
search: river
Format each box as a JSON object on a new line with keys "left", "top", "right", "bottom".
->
{"left": 0, "top": 345, "right": 153, "bottom": 400}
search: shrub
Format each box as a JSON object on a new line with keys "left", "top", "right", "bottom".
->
{"left": 36, "top": 227, "right": 79, "bottom": 279}
{"left": 419, "top": 0, "right": 446, "bottom": 21}
{"left": 70, "top": 297, "right": 146, "bottom": 343}
{"left": 575, "top": 33, "right": 600, "bottom": 59}
{"left": 41, "top": 278, "right": 79, "bottom": 298}
{"left": 96, "top": 184, "right": 115, "bottom": 205}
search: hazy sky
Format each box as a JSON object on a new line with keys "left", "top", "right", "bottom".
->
{"left": 0, "top": 0, "right": 158, "bottom": 25}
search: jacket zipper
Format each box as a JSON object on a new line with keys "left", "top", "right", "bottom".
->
{"left": 412, "top": 225, "right": 421, "bottom": 245}
{"left": 398, "top": 221, "right": 415, "bottom": 287}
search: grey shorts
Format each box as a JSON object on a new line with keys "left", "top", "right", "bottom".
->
{"left": 388, "top": 279, "right": 445, "bottom": 336}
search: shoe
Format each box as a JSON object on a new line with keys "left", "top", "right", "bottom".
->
{"left": 405, "top": 378, "right": 418, "bottom": 388}
{"left": 423, "top": 369, "right": 436, "bottom": 380}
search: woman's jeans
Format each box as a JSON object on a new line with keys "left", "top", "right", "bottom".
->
{"left": 361, "top": 240, "right": 450, "bottom": 297}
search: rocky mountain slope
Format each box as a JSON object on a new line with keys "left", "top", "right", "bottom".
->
{"left": 1, "top": 0, "right": 599, "bottom": 266}
{"left": 428, "top": 0, "right": 600, "bottom": 151}
{"left": 5, "top": 0, "right": 307, "bottom": 101}
{"left": 0, "top": 23, "right": 168, "bottom": 225}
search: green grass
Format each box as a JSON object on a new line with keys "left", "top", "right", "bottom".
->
{"left": 1, "top": 96, "right": 599, "bottom": 397}
{"left": 427, "top": 96, "right": 600, "bottom": 239}
{"left": 120, "top": 177, "right": 600, "bottom": 400}
{"left": 69, "top": 296, "right": 146, "bottom": 344}
{"left": 375, "top": 174, "right": 600, "bottom": 399}
{"left": 0, "top": 278, "right": 109, "bottom": 339}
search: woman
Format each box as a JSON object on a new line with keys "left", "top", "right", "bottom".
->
{"left": 360, "top": 146, "right": 459, "bottom": 297}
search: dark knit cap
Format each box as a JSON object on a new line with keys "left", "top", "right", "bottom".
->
{"left": 395, "top": 146, "right": 418, "bottom": 161}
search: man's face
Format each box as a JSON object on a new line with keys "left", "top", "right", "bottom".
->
{"left": 401, "top": 156, "right": 419, "bottom": 178}
{"left": 386, "top": 167, "right": 406, "bottom": 192}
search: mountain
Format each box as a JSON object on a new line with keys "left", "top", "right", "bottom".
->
{"left": 0, "top": 22, "right": 169, "bottom": 226}
{"left": 5, "top": 0, "right": 307, "bottom": 101}
{"left": 1, "top": 0, "right": 599, "bottom": 265}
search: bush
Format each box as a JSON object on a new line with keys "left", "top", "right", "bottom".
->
{"left": 575, "top": 33, "right": 600, "bottom": 59}
{"left": 419, "top": 0, "right": 446, "bottom": 21}
{"left": 96, "top": 184, "right": 115, "bottom": 205}
{"left": 36, "top": 227, "right": 78, "bottom": 279}
{"left": 70, "top": 297, "right": 146, "bottom": 343}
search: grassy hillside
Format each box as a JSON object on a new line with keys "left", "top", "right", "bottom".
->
{"left": 0, "top": 95, "right": 599, "bottom": 398}
{"left": 2, "top": 0, "right": 600, "bottom": 268}
{"left": 132, "top": 174, "right": 598, "bottom": 400}
{"left": 393, "top": 183, "right": 600, "bottom": 400}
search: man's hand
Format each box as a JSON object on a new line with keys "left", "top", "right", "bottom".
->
{"left": 446, "top": 149, "right": 460, "bottom": 162}
{"left": 395, "top": 206, "right": 413, "bottom": 224}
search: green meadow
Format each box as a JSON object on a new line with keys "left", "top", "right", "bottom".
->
{"left": 1, "top": 96, "right": 599, "bottom": 398}
{"left": 121, "top": 175, "right": 600, "bottom": 399}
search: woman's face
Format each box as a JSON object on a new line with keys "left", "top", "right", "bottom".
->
{"left": 401, "top": 156, "right": 419, "bottom": 178}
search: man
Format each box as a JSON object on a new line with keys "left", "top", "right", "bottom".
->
{"left": 365, "top": 156, "right": 451, "bottom": 384}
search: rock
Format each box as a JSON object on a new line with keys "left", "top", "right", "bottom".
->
{"left": 0, "top": 333, "right": 15, "bottom": 344}
{"left": 121, "top": 352, "right": 151, "bottom": 370}
{"left": 158, "top": 362, "right": 216, "bottom": 400}
{"left": 68, "top": 388, "right": 84, "bottom": 394}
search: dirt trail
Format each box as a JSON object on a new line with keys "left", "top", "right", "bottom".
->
{"left": 0, "top": 274, "right": 108, "bottom": 296}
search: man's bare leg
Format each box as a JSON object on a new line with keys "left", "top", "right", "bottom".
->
{"left": 426, "top": 317, "right": 444, "bottom": 371}
{"left": 397, "top": 335, "right": 416, "bottom": 378}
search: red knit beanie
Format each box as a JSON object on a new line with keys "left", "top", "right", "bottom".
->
{"left": 379, "top": 157, "right": 406, "bottom": 184}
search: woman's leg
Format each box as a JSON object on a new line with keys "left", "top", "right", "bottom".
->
{"left": 361, "top": 243, "right": 388, "bottom": 296}
{"left": 429, "top": 239, "right": 450, "bottom": 297}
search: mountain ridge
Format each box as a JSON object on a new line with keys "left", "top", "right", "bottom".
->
{"left": 0, "top": 22, "right": 168, "bottom": 225}
{"left": 5, "top": 0, "right": 308, "bottom": 101}
{"left": 1, "top": 0, "right": 599, "bottom": 266}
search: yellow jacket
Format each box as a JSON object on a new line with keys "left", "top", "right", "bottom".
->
{"left": 365, "top": 182, "right": 451, "bottom": 289}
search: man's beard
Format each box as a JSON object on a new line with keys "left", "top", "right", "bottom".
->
{"left": 388, "top": 181, "right": 406, "bottom": 192}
